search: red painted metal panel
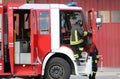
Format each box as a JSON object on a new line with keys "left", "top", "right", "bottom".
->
{"left": 35, "top": 0, "right": 48, "bottom": 3}
{"left": 14, "top": 65, "right": 42, "bottom": 76}
{"left": 30, "top": 10, "right": 35, "bottom": 64}
{"left": 0, "top": 4, "right": 3, "bottom": 74}
{"left": 7, "top": 4, "right": 14, "bottom": 74}
{"left": 97, "top": 23, "right": 120, "bottom": 67}
{"left": 3, "top": 0, "right": 25, "bottom": 4}
{"left": 110, "top": 0, "right": 120, "bottom": 10}
{"left": 3, "top": 0, "right": 11, "bottom": 4}
{"left": 12, "top": 0, "right": 25, "bottom": 3}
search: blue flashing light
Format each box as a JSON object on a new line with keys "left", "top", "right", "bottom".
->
{"left": 65, "top": 2, "right": 77, "bottom": 6}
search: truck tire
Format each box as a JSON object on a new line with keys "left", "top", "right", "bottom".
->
{"left": 44, "top": 57, "right": 71, "bottom": 79}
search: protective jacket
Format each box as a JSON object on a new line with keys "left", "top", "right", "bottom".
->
{"left": 70, "top": 24, "right": 84, "bottom": 45}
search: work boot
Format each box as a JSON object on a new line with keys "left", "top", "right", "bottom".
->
{"left": 89, "top": 74, "right": 92, "bottom": 79}
{"left": 92, "top": 74, "right": 96, "bottom": 79}
{"left": 92, "top": 72, "right": 96, "bottom": 79}
{"left": 89, "top": 75, "right": 96, "bottom": 79}
{"left": 92, "top": 76, "right": 95, "bottom": 79}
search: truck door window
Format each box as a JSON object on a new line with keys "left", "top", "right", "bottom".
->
{"left": 39, "top": 12, "right": 50, "bottom": 34}
{"left": 60, "top": 11, "right": 83, "bottom": 44}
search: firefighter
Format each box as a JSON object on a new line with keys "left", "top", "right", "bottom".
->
{"left": 70, "top": 19, "right": 88, "bottom": 65}
{"left": 89, "top": 47, "right": 99, "bottom": 79}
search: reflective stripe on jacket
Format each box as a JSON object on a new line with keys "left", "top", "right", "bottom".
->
{"left": 70, "top": 24, "right": 84, "bottom": 45}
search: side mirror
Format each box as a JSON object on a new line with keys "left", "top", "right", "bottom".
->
{"left": 96, "top": 18, "right": 102, "bottom": 28}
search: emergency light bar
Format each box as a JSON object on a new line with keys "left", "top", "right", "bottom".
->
{"left": 65, "top": 2, "right": 77, "bottom": 6}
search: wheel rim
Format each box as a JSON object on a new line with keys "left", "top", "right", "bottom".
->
{"left": 49, "top": 65, "right": 64, "bottom": 79}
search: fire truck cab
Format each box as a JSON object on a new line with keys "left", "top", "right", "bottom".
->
{"left": 0, "top": 2, "right": 100, "bottom": 79}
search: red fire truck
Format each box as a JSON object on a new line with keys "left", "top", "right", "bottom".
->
{"left": 0, "top": 2, "right": 101, "bottom": 79}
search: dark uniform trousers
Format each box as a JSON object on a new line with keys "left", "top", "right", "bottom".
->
{"left": 89, "top": 47, "right": 99, "bottom": 79}
{"left": 71, "top": 43, "right": 84, "bottom": 58}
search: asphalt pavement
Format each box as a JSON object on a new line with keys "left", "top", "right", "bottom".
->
{"left": 70, "top": 67, "right": 120, "bottom": 79}
{"left": 3, "top": 67, "right": 120, "bottom": 79}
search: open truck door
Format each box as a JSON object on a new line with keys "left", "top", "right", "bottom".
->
{"left": 6, "top": 6, "right": 40, "bottom": 75}
{"left": 88, "top": 8, "right": 97, "bottom": 46}
{"left": 0, "top": 4, "right": 11, "bottom": 75}
{"left": 88, "top": 8, "right": 99, "bottom": 79}
{"left": 30, "top": 9, "right": 40, "bottom": 64}
{"left": 0, "top": 4, "right": 5, "bottom": 74}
